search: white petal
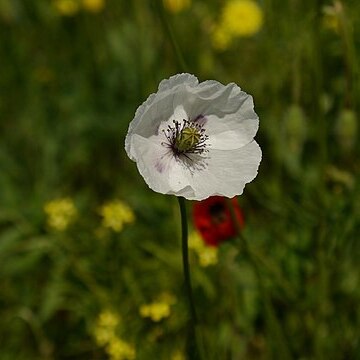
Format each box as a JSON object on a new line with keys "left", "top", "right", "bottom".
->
{"left": 180, "top": 81, "right": 241, "bottom": 117}
{"left": 130, "top": 134, "right": 171, "bottom": 194}
{"left": 131, "top": 134, "right": 195, "bottom": 197}
{"left": 172, "top": 105, "right": 188, "bottom": 122}
{"left": 188, "top": 83, "right": 258, "bottom": 150}
{"left": 182, "top": 141, "right": 262, "bottom": 200}
{"left": 130, "top": 135, "right": 261, "bottom": 200}
{"left": 126, "top": 75, "right": 258, "bottom": 158}
{"left": 158, "top": 73, "right": 198, "bottom": 92}
{"left": 206, "top": 111, "right": 258, "bottom": 150}
{"left": 125, "top": 75, "right": 198, "bottom": 160}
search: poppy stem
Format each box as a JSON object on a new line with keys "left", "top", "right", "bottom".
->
{"left": 177, "top": 196, "right": 201, "bottom": 360}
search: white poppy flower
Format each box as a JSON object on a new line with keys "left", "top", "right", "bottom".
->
{"left": 125, "top": 73, "right": 261, "bottom": 201}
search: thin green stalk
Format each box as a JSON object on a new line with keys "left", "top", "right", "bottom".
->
{"left": 178, "top": 197, "right": 197, "bottom": 323}
{"left": 17, "top": 308, "right": 54, "bottom": 360}
{"left": 227, "top": 198, "right": 293, "bottom": 360}
{"left": 312, "top": 0, "right": 327, "bottom": 171}
{"left": 337, "top": 0, "right": 358, "bottom": 110}
{"left": 154, "top": 0, "right": 188, "bottom": 72}
{"left": 177, "top": 197, "right": 201, "bottom": 360}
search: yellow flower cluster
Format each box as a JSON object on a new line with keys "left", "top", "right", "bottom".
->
{"left": 163, "top": 0, "right": 191, "bottom": 13}
{"left": 107, "top": 338, "right": 136, "bottom": 360}
{"left": 82, "top": 0, "right": 105, "bottom": 12}
{"left": 99, "top": 200, "right": 135, "bottom": 232}
{"left": 139, "top": 293, "right": 176, "bottom": 322}
{"left": 53, "top": 0, "right": 79, "bottom": 16}
{"left": 322, "top": 3, "right": 343, "bottom": 33}
{"left": 189, "top": 231, "right": 218, "bottom": 267}
{"left": 93, "top": 310, "right": 120, "bottom": 346}
{"left": 44, "top": 198, "right": 77, "bottom": 231}
{"left": 93, "top": 310, "right": 135, "bottom": 360}
{"left": 212, "top": 0, "right": 264, "bottom": 50}
{"left": 53, "top": 0, "right": 105, "bottom": 16}
{"left": 171, "top": 350, "right": 186, "bottom": 360}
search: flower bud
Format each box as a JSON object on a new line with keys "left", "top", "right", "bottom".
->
{"left": 334, "top": 109, "right": 357, "bottom": 153}
{"left": 282, "top": 105, "right": 307, "bottom": 175}
{"left": 283, "top": 104, "right": 308, "bottom": 152}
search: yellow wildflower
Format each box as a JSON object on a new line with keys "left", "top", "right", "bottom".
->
{"left": 82, "top": 0, "right": 105, "bottom": 13}
{"left": 163, "top": 0, "right": 191, "bottom": 13}
{"left": 93, "top": 310, "right": 120, "bottom": 346}
{"left": 98, "top": 310, "right": 120, "bottom": 329}
{"left": 93, "top": 310, "right": 134, "bottom": 360}
{"left": 220, "top": 0, "right": 263, "bottom": 37}
{"left": 171, "top": 350, "right": 186, "bottom": 360}
{"left": 106, "top": 338, "right": 136, "bottom": 360}
{"left": 44, "top": 198, "right": 77, "bottom": 231}
{"left": 189, "top": 231, "right": 218, "bottom": 267}
{"left": 322, "top": 3, "right": 341, "bottom": 33}
{"left": 53, "top": 0, "right": 80, "bottom": 16}
{"left": 139, "top": 301, "right": 171, "bottom": 322}
{"left": 94, "top": 326, "right": 114, "bottom": 347}
{"left": 198, "top": 246, "right": 218, "bottom": 267}
{"left": 188, "top": 231, "right": 204, "bottom": 252}
{"left": 99, "top": 200, "right": 135, "bottom": 232}
{"left": 211, "top": 25, "right": 232, "bottom": 51}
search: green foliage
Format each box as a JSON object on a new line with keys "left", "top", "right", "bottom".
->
{"left": 1, "top": 0, "right": 360, "bottom": 359}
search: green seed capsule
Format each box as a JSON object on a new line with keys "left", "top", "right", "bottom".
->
{"left": 175, "top": 127, "right": 201, "bottom": 152}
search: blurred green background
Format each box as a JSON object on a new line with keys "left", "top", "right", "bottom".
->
{"left": 1, "top": 0, "right": 360, "bottom": 359}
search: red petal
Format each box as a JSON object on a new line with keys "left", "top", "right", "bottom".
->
{"left": 193, "top": 196, "right": 245, "bottom": 247}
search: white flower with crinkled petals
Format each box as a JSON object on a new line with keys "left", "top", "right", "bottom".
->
{"left": 125, "top": 73, "right": 261, "bottom": 201}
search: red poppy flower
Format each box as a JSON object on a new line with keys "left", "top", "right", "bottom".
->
{"left": 193, "top": 196, "right": 245, "bottom": 247}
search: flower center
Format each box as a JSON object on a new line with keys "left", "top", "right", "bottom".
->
{"left": 209, "top": 202, "right": 227, "bottom": 224}
{"left": 162, "top": 119, "right": 209, "bottom": 157}
{"left": 175, "top": 127, "right": 202, "bottom": 152}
